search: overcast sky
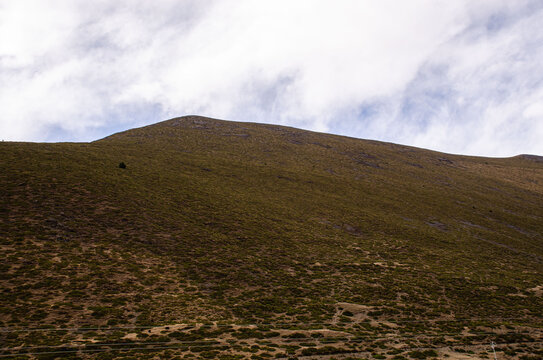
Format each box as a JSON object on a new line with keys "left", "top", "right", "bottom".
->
{"left": 1, "top": 0, "right": 543, "bottom": 156}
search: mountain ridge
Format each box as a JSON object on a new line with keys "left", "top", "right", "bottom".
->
{"left": 100, "top": 115, "right": 541, "bottom": 159}
{"left": 1, "top": 115, "right": 542, "bottom": 359}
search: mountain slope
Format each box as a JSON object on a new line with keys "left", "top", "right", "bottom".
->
{"left": 1, "top": 115, "right": 542, "bottom": 359}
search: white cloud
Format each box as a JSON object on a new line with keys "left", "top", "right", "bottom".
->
{"left": 0, "top": 0, "right": 542, "bottom": 156}
{"left": 381, "top": 2, "right": 543, "bottom": 156}
{"left": 524, "top": 103, "right": 543, "bottom": 118}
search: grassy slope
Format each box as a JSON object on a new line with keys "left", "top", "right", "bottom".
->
{"left": 1, "top": 115, "right": 542, "bottom": 359}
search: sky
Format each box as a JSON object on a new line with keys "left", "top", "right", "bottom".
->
{"left": 1, "top": 0, "right": 543, "bottom": 157}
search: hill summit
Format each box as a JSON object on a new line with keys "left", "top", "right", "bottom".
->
{"left": 1, "top": 115, "right": 542, "bottom": 359}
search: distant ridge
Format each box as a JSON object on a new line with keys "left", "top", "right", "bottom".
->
{"left": 517, "top": 154, "right": 543, "bottom": 162}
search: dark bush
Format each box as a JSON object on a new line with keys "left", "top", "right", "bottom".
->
{"left": 408, "top": 349, "right": 438, "bottom": 359}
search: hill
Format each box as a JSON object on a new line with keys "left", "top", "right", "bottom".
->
{"left": 1, "top": 115, "right": 542, "bottom": 359}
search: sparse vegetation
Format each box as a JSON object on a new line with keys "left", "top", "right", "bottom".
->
{"left": 0, "top": 115, "right": 542, "bottom": 358}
